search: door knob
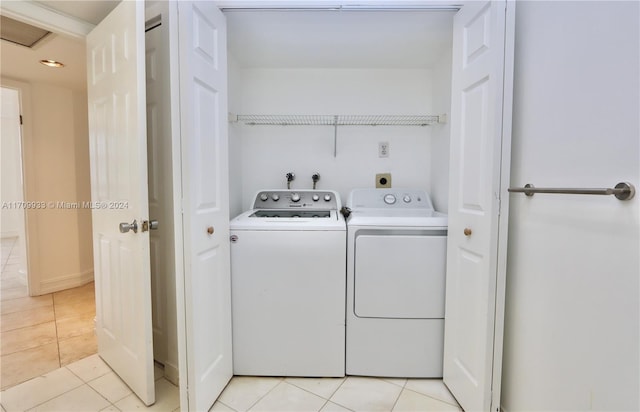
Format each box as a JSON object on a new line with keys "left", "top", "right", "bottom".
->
{"left": 141, "top": 220, "right": 159, "bottom": 232}
{"left": 464, "top": 228, "right": 472, "bottom": 237}
{"left": 119, "top": 220, "right": 138, "bottom": 233}
{"left": 207, "top": 226, "right": 214, "bottom": 235}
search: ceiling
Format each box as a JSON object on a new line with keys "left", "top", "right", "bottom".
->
{"left": 0, "top": 1, "right": 118, "bottom": 91}
{"left": 1, "top": 29, "right": 87, "bottom": 91}
{"left": 1, "top": 2, "right": 454, "bottom": 92}
{"left": 226, "top": 10, "right": 454, "bottom": 69}
{"left": 35, "top": 0, "right": 119, "bottom": 25}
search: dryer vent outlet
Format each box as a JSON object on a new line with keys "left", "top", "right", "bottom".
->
{"left": 376, "top": 173, "right": 391, "bottom": 188}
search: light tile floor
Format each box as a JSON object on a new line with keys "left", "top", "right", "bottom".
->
{"left": 0, "top": 354, "right": 179, "bottom": 412}
{"left": 1, "top": 237, "right": 98, "bottom": 389}
{"left": 213, "top": 375, "right": 462, "bottom": 412}
{"left": 1, "top": 237, "right": 462, "bottom": 411}
{"left": 2, "top": 354, "right": 461, "bottom": 412}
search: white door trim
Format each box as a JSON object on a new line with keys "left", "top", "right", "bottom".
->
{"left": 0, "top": 77, "right": 37, "bottom": 296}
{"left": 490, "top": 1, "right": 516, "bottom": 410}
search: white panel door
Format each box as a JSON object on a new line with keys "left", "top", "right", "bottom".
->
{"left": 443, "top": 1, "right": 514, "bottom": 411}
{"left": 177, "top": 2, "right": 233, "bottom": 411}
{"left": 86, "top": 1, "right": 155, "bottom": 406}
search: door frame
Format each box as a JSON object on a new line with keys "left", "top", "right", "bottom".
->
{"left": 491, "top": 2, "right": 516, "bottom": 410}
{"left": 159, "top": 1, "right": 189, "bottom": 407}
{"left": 8, "top": 2, "right": 515, "bottom": 410}
{"left": 0, "top": 78, "right": 37, "bottom": 296}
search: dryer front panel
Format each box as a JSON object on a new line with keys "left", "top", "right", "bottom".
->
{"left": 354, "top": 233, "right": 447, "bottom": 319}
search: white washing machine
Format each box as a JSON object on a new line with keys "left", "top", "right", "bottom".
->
{"left": 346, "top": 188, "right": 448, "bottom": 377}
{"left": 230, "top": 190, "right": 346, "bottom": 377}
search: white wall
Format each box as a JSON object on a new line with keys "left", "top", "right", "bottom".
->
{"left": 502, "top": 1, "right": 639, "bottom": 410}
{"left": 0, "top": 87, "right": 24, "bottom": 238}
{"left": 429, "top": 49, "right": 452, "bottom": 213}
{"left": 228, "top": 55, "right": 244, "bottom": 218}
{"left": 23, "top": 83, "right": 94, "bottom": 295}
{"left": 232, "top": 68, "right": 435, "bottom": 211}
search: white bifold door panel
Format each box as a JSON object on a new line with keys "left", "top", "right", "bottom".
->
{"left": 444, "top": 1, "right": 514, "bottom": 412}
{"left": 177, "top": 2, "right": 233, "bottom": 411}
{"left": 355, "top": 234, "right": 446, "bottom": 319}
{"left": 86, "top": 1, "right": 155, "bottom": 406}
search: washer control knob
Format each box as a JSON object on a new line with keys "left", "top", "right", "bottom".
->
{"left": 384, "top": 194, "right": 396, "bottom": 205}
{"left": 324, "top": 194, "right": 332, "bottom": 202}
{"left": 312, "top": 194, "right": 320, "bottom": 201}
{"left": 271, "top": 194, "right": 280, "bottom": 201}
{"left": 260, "top": 193, "right": 269, "bottom": 201}
{"left": 403, "top": 195, "right": 412, "bottom": 203}
{"left": 291, "top": 193, "right": 301, "bottom": 202}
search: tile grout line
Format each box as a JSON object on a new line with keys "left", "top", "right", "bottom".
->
{"left": 317, "top": 399, "right": 330, "bottom": 411}
{"left": 282, "top": 377, "right": 346, "bottom": 401}
{"left": 0, "top": 239, "right": 15, "bottom": 272}
{"left": 15, "top": 367, "right": 86, "bottom": 411}
{"left": 389, "top": 386, "right": 404, "bottom": 412}
{"left": 28, "top": 364, "right": 143, "bottom": 412}
{"left": 0, "top": 306, "right": 56, "bottom": 334}
{"left": 83, "top": 376, "right": 123, "bottom": 411}
{"left": 245, "top": 378, "right": 285, "bottom": 411}
{"left": 328, "top": 376, "right": 348, "bottom": 399}
{"left": 0, "top": 323, "right": 59, "bottom": 359}
{"left": 276, "top": 380, "right": 335, "bottom": 411}
{"left": 1, "top": 283, "right": 98, "bottom": 392}
{"left": 322, "top": 377, "right": 355, "bottom": 412}
{"left": 217, "top": 399, "right": 238, "bottom": 412}
{"left": 51, "top": 293, "right": 62, "bottom": 369}
{"left": 401, "top": 386, "right": 462, "bottom": 408}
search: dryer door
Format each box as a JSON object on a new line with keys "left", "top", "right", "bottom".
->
{"left": 354, "top": 233, "right": 447, "bottom": 319}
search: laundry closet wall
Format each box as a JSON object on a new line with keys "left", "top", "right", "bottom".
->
{"left": 229, "top": 67, "right": 437, "bottom": 214}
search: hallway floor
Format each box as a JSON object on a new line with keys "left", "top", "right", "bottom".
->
{"left": 1, "top": 237, "right": 97, "bottom": 389}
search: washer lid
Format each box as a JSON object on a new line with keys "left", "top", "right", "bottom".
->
{"left": 230, "top": 209, "right": 346, "bottom": 231}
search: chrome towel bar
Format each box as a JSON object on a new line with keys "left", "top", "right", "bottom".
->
{"left": 508, "top": 182, "right": 635, "bottom": 201}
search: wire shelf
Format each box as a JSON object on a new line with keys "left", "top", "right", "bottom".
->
{"left": 235, "top": 114, "right": 441, "bottom": 126}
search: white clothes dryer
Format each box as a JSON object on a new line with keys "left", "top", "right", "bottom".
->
{"left": 346, "top": 188, "right": 448, "bottom": 377}
{"left": 230, "top": 190, "right": 346, "bottom": 377}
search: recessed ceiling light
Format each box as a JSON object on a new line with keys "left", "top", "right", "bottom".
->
{"left": 39, "top": 59, "right": 65, "bottom": 68}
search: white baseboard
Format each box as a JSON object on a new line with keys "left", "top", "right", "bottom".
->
{"left": 164, "top": 361, "right": 179, "bottom": 386}
{"left": 37, "top": 269, "right": 94, "bottom": 295}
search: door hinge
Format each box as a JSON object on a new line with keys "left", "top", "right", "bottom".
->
{"left": 19, "top": 115, "right": 23, "bottom": 125}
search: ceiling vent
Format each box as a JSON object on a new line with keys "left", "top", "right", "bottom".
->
{"left": 1, "top": 15, "right": 51, "bottom": 48}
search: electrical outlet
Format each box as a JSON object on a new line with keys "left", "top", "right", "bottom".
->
{"left": 376, "top": 173, "right": 391, "bottom": 188}
{"left": 378, "top": 141, "right": 389, "bottom": 158}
